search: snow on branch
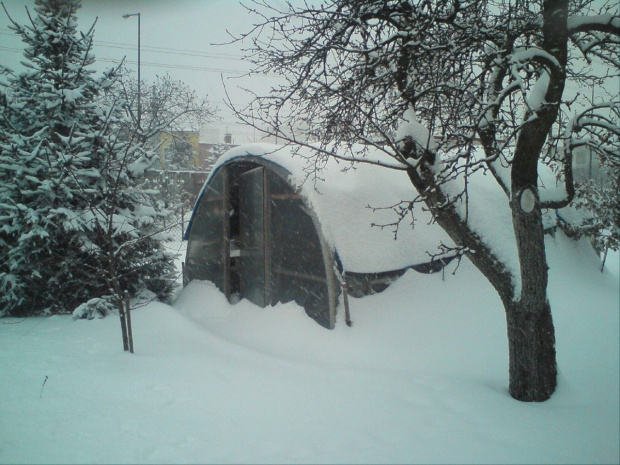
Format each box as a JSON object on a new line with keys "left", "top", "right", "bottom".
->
{"left": 568, "top": 12, "right": 620, "bottom": 66}
{"left": 509, "top": 48, "right": 562, "bottom": 77}
{"left": 567, "top": 101, "right": 620, "bottom": 160}
{"left": 568, "top": 14, "right": 620, "bottom": 36}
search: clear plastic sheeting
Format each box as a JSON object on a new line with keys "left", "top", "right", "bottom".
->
{"left": 268, "top": 171, "right": 331, "bottom": 327}
{"left": 185, "top": 161, "right": 334, "bottom": 328}
{"left": 185, "top": 169, "right": 228, "bottom": 293}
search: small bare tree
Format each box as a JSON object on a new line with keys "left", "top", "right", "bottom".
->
{"left": 108, "top": 67, "right": 217, "bottom": 150}
{"left": 67, "top": 91, "right": 179, "bottom": 351}
{"left": 105, "top": 68, "right": 218, "bottom": 229}
{"left": 232, "top": 0, "right": 619, "bottom": 401}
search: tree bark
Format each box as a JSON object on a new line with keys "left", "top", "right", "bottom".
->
{"left": 505, "top": 187, "right": 557, "bottom": 401}
{"left": 505, "top": 299, "right": 556, "bottom": 401}
{"left": 124, "top": 291, "right": 134, "bottom": 354}
{"left": 117, "top": 298, "right": 129, "bottom": 352}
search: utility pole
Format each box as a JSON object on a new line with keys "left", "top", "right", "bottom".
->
{"left": 122, "top": 12, "right": 141, "bottom": 132}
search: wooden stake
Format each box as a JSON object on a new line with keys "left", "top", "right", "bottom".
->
{"left": 342, "top": 279, "right": 352, "bottom": 327}
{"left": 333, "top": 267, "right": 353, "bottom": 327}
{"left": 124, "top": 291, "right": 134, "bottom": 354}
{"left": 601, "top": 247, "right": 609, "bottom": 273}
{"left": 118, "top": 298, "right": 129, "bottom": 352}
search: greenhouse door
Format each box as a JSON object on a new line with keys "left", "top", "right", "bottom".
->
{"left": 239, "top": 167, "right": 270, "bottom": 307}
{"left": 184, "top": 168, "right": 230, "bottom": 296}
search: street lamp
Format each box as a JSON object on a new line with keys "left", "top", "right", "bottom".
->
{"left": 122, "top": 12, "right": 141, "bottom": 131}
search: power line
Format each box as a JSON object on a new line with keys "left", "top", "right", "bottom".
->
{"left": 2, "top": 29, "right": 612, "bottom": 93}
{"left": 0, "top": 28, "right": 247, "bottom": 61}
{"left": 0, "top": 45, "right": 255, "bottom": 76}
{"left": 0, "top": 28, "right": 275, "bottom": 77}
{"left": 95, "top": 39, "right": 247, "bottom": 62}
{"left": 97, "top": 57, "right": 248, "bottom": 75}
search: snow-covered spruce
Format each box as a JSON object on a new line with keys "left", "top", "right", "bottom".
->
{"left": 0, "top": 0, "right": 177, "bottom": 317}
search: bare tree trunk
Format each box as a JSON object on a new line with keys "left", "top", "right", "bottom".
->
{"left": 506, "top": 189, "right": 557, "bottom": 401}
{"left": 505, "top": 299, "right": 556, "bottom": 401}
{"left": 117, "top": 297, "right": 129, "bottom": 351}
{"left": 124, "top": 291, "right": 134, "bottom": 354}
{"left": 500, "top": 0, "right": 567, "bottom": 397}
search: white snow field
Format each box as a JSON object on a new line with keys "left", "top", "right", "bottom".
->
{"left": 0, "top": 233, "right": 618, "bottom": 464}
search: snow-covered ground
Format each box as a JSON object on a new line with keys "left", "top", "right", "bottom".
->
{"left": 0, "top": 233, "right": 618, "bottom": 464}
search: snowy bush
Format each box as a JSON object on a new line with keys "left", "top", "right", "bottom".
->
{"left": 72, "top": 297, "right": 116, "bottom": 320}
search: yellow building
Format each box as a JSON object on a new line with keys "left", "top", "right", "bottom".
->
{"left": 157, "top": 131, "right": 200, "bottom": 170}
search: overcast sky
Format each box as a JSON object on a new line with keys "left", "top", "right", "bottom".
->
{"left": 0, "top": 0, "right": 281, "bottom": 144}
{"left": 1, "top": 1, "right": 617, "bottom": 144}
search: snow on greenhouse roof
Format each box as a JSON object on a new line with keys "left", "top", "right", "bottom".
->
{"left": 200, "top": 142, "right": 455, "bottom": 273}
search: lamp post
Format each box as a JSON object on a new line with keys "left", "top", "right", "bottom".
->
{"left": 122, "top": 12, "right": 141, "bottom": 132}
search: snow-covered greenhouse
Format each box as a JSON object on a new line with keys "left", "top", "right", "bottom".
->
{"left": 183, "top": 143, "right": 454, "bottom": 329}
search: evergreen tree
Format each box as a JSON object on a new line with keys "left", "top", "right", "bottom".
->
{"left": 163, "top": 136, "right": 197, "bottom": 171}
{"left": 0, "top": 0, "right": 176, "bottom": 317}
